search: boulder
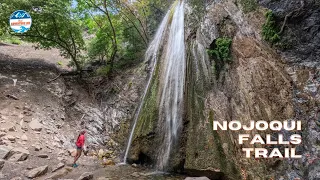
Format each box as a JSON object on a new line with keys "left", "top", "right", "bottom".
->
{"left": 78, "top": 172, "right": 93, "bottom": 180}
{"left": 29, "top": 119, "right": 42, "bottom": 131}
{"left": 185, "top": 177, "right": 210, "bottom": 180}
{"left": 0, "top": 145, "right": 13, "bottom": 159}
{"left": 25, "top": 165, "right": 48, "bottom": 178}
{"left": 9, "top": 153, "right": 28, "bottom": 161}
{"left": 0, "top": 159, "right": 4, "bottom": 170}
{"left": 52, "top": 162, "right": 65, "bottom": 172}
{"left": 10, "top": 147, "right": 29, "bottom": 155}
{"left": 47, "top": 168, "right": 69, "bottom": 179}
{"left": 8, "top": 147, "right": 29, "bottom": 161}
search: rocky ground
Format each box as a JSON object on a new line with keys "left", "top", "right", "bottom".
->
{"left": 0, "top": 44, "right": 191, "bottom": 180}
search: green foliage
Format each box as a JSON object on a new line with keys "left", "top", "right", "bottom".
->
{"left": 0, "top": 0, "right": 171, "bottom": 76}
{"left": 240, "top": 0, "right": 258, "bottom": 13}
{"left": 207, "top": 37, "right": 232, "bottom": 79}
{"left": 0, "top": 34, "right": 22, "bottom": 45}
{"left": 262, "top": 10, "right": 280, "bottom": 44}
{"left": 208, "top": 37, "right": 232, "bottom": 62}
{"left": 0, "top": 0, "right": 85, "bottom": 71}
{"left": 57, "top": 61, "right": 63, "bottom": 66}
{"left": 87, "top": 27, "right": 111, "bottom": 63}
{"left": 96, "top": 65, "right": 111, "bottom": 76}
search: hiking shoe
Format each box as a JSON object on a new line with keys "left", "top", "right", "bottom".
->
{"left": 72, "top": 163, "right": 79, "bottom": 168}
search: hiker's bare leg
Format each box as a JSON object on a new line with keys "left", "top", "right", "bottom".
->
{"left": 73, "top": 149, "right": 82, "bottom": 164}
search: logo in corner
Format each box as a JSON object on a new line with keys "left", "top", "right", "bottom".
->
{"left": 9, "top": 10, "right": 32, "bottom": 33}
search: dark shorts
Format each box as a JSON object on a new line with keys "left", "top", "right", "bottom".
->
{"left": 76, "top": 146, "right": 82, "bottom": 150}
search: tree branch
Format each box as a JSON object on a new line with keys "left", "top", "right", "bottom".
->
{"left": 120, "top": 1, "right": 149, "bottom": 43}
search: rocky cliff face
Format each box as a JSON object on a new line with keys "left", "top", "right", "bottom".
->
{"left": 183, "top": 0, "right": 319, "bottom": 180}
{"left": 258, "top": 0, "right": 320, "bottom": 66}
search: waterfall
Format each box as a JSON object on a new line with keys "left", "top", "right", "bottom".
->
{"left": 123, "top": 1, "right": 186, "bottom": 170}
{"left": 123, "top": 8, "right": 170, "bottom": 163}
{"left": 157, "top": 1, "right": 185, "bottom": 170}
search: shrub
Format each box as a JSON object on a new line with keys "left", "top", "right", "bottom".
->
{"left": 207, "top": 37, "right": 232, "bottom": 79}
{"left": 262, "top": 10, "right": 280, "bottom": 44}
{"left": 240, "top": 0, "right": 258, "bottom": 13}
{"left": 208, "top": 37, "right": 232, "bottom": 63}
{"left": 96, "top": 65, "right": 111, "bottom": 76}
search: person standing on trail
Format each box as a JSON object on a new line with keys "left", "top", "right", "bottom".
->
{"left": 72, "top": 130, "right": 86, "bottom": 168}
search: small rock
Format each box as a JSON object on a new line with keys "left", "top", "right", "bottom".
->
{"left": 26, "top": 167, "right": 33, "bottom": 170}
{"left": 34, "top": 145, "right": 42, "bottom": 151}
{"left": 18, "top": 114, "right": 24, "bottom": 119}
{"left": 52, "top": 162, "right": 65, "bottom": 172}
{"left": 54, "top": 136, "right": 61, "bottom": 142}
{"left": 21, "top": 134, "right": 28, "bottom": 141}
{"left": 23, "top": 106, "right": 32, "bottom": 112}
{"left": 6, "top": 135, "right": 16, "bottom": 142}
{"left": 38, "top": 154, "right": 48, "bottom": 158}
{"left": 131, "top": 172, "right": 140, "bottom": 178}
{"left": 78, "top": 172, "right": 93, "bottom": 180}
{"left": 21, "top": 125, "right": 28, "bottom": 131}
{"left": 8, "top": 126, "right": 16, "bottom": 132}
{"left": 0, "top": 160, "right": 4, "bottom": 170}
{"left": 0, "top": 145, "right": 13, "bottom": 159}
{"left": 97, "top": 177, "right": 109, "bottom": 180}
{"left": 25, "top": 165, "right": 48, "bottom": 178}
{"left": 66, "top": 90, "right": 73, "bottom": 96}
{"left": 6, "top": 94, "right": 19, "bottom": 100}
{"left": 10, "top": 177, "right": 22, "bottom": 180}
{"left": 0, "top": 132, "right": 6, "bottom": 138}
{"left": 102, "top": 159, "right": 115, "bottom": 166}
{"left": 65, "top": 167, "right": 73, "bottom": 172}
{"left": 29, "top": 119, "right": 42, "bottom": 132}
{"left": 132, "top": 163, "right": 138, "bottom": 167}
{"left": 98, "top": 149, "right": 104, "bottom": 158}
{"left": 184, "top": 177, "right": 211, "bottom": 180}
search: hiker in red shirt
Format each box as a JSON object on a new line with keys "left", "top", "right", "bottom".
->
{"left": 72, "top": 130, "right": 86, "bottom": 168}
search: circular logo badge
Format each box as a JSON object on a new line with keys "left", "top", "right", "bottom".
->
{"left": 9, "top": 10, "right": 32, "bottom": 33}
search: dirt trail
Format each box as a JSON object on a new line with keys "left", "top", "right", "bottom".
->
{"left": 0, "top": 43, "right": 71, "bottom": 70}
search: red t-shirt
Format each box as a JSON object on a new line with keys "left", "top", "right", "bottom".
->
{"left": 76, "top": 134, "right": 85, "bottom": 147}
